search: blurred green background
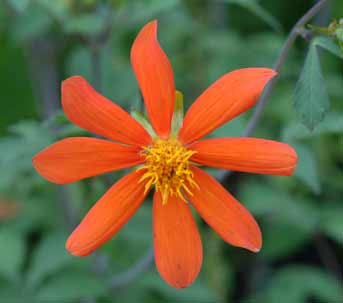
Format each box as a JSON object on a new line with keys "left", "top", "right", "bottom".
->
{"left": 0, "top": 0, "right": 342, "bottom": 302}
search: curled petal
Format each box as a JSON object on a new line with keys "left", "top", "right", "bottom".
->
{"left": 178, "top": 68, "right": 276, "bottom": 144}
{"left": 131, "top": 20, "right": 175, "bottom": 138}
{"left": 66, "top": 170, "right": 148, "bottom": 256}
{"left": 153, "top": 193, "right": 202, "bottom": 288}
{"left": 62, "top": 76, "right": 152, "bottom": 146}
{"left": 190, "top": 138, "right": 297, "bottom": 176}
{"left": 188, "top": 167, "right": 262, "bottom": 252}
{"left": 33, "top": 137, "right": 144, "bottom": 184}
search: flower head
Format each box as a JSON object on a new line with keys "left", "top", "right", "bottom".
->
{"left": 33, "top": 20, "right": 297, "bottom": 288}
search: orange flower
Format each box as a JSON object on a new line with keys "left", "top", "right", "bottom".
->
{"left": 33, "top": 20, "right": 297, "bottom": 288}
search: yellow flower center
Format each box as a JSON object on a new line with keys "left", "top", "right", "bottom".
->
{"left": 139, "top": 138, "right": 198, "bottom": 204}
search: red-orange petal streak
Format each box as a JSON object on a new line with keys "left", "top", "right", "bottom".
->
{"left": 66, "top": 170, "right": 148, "bottom": 256}
{"left": 62, "top": 76, "right": 152, "bottom": 146}
{"left": 153, "top": 192, "right": 202, "bottom": 288}
{"left": 188, "top": 167, "right": 262, "bottom": 252}
{"left": 190, "top": 138, "right": 297, "bottom": 176}
{"left": 33, "top": 137, "right": 144, "bottom": 184}
{"left": 178, "top": 68, "right": 276, "bottom": 144}
{"left": 131, "top": 20, "right": 175, "bottom": 138}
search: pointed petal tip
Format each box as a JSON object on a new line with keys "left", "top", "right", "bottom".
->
{"left": 239, "top": 237, "right": 262, "bottom": 253}
{"left": 131, "top": 19, "right": 175, "bottom": 137}
{"left": 61, "top": 74, "right": 152, "bottom": 146}
{"left": 253, "top": 247, "right": 261, "bottom": 253}
{"left": 257, "top": 67, "right": 277, "bottom": 81}
{"left": 178, "top": 67, "right": 278, "bottom": 144}
{"left": 148, "top": 19, "right": 158, "bottom": 28}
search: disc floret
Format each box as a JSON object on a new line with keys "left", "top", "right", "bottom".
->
{"left": 139, "top": 138, "right": 198, "bottom": 204}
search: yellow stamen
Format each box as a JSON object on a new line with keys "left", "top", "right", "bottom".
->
{"left": 138, "top": 138, "right": 197, "bottom": 204}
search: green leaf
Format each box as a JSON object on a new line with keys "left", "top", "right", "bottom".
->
{"left": 239, "top": 181, "right": 319, "bottom": 232}
{"left": 292, "top": 143, "right": 321, "bottom": 194}
{"left": 261, "top": 223, "right": 310, "bottom": 260}
{"left": 335, "top": 28, "right": 343, "bottom": 42}
{"left": 35, "top": 271, "right": 106, "bottom": 301}
{"left": 320, "top": 205, "right": 343, "bottom": 244}
{"left": 171, "top": 90, "right": 184, "bottom": 136}
{"left": 294, "top": 43, "right": 330, "bottom": 131}
{"left": 26, "top": 232, "right": 73, "bottom": 288}
{"left": 64, "top": 14, "right": 105, "bottom": 36}
{"left": 0, "top": 281, "right": 29, "bottom": 303}
{"left": 116, "top": 0, "right": 180, "bottom": 24}
{"left": 0, "top": 230, "right": 25, "bottom": 281}
{"left": 210, "top": 116, "right": 245, "bottom": 138}
{"left": 67, "top": 45, "right": 137, "bottom": 107}
{"left": 282, "top": 113, "right": 343, "bottom": 142}
{"left": 137, "top": 271, "right": 218, "bottom": 302}
{"left": 35, "top": 0, "right": 69, "bottom": 22}
{"left": 11, "top": 4, "right": 52, "bottom": 43}
{"left": 223, "top": 0, "right": 282, "bottom": 32}
{"left": 0, "top": 121, "right": 53, "bottom": 193}
{"left": 260, "top": 266, "right": 342, "bottom": 303}
{"left": 7, "top": 0, "right": 30, "bottom": 13}
{"left": 312, "top": 36, "right": 343, "bottom": 59}
{"left": 131, "top": 111, "right": 156, "bottom": 138}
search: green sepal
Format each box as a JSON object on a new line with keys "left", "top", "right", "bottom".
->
{"left": 131, "top": 110, "right": 156, "bottom": 139}
{"left": 171, "top": 90, "right": 184, "bottom": 137}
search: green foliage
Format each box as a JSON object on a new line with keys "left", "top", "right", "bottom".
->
{"left": 292, "top": 143, "right": 321, "bottom": 194}
{"left": 255, "top": 266, "right": 342, "bottom": 303}
{"left": 27, "top": 232, "right": 74, "bottom": 288}
{"left": 11, "top": 4, "right": 53, "bottom": 43}
{"left": 171, "top": 91, "right": 184, "bottom": 136}
{"left": 320, "top": 205, "right": 343, "bottom": 244}
{"left": 312, "top": 36, "right": 343, "bottom": 59}
{"left": 0, "top": 1, "right": 341, "bottom": 303}
{"left": 294, "top": 42, "right": 330, "bottom": 131}
{"left": 223, "top": 0, "right": 282, "bottom": 31}
{"left": 6, "top": 0, "right": 30, "bottom": 13}
{"left": 35, "top": 270, "right": 106, "bottom": 301}
{"left": 0, "top": 230, "right": 25, "bottom": 282}
{"left": 115, "top": 0, "right": 181, "bottom": 24}
{"left": 64, "top": 14, "right": 106, "bottom": 36}
{"left": 282, "top": 112, "right": 343, "bottom": 142}
{"left": 239, "top": 181, "right": 319, "bottom": 233}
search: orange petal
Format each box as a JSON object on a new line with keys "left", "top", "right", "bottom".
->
{"left": 33, "top": 137, "right": 144, "bottom": 184}
{"left": 153, "top": 192, "right": 202, "bottom": 288}
{"left": 188, "top": 167, "right": 262, "bottom": 252}
{"left": 66, "top": 170, "right": 148, "bottom": 256}
{"left": 178, "top": 68, "right": 276, "bottom": 144}
{"left": 62, "top": 76, "right": 152, "bottom": 147}
{"left": 131, "top": 20, "right": 175, "bottom": 138}
{"left": 190, "top": 138, "right": 297, "bottom": 176}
